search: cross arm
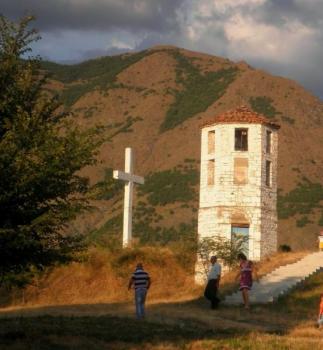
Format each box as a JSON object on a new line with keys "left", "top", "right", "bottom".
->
{"left": 113, "top": 170, "right": 144, "bottom": 185}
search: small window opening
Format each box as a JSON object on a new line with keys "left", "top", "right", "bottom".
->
{"left": 234, "top": 158, "right": 248, "bottom": 185}
{"left": 235, "top": 128, "right": 248, "bottom": 151}
{"left": 266, "top": 130, "right": 272, "bottom": 154}
{"left": 207, "top": 160, "right": 215, "bottom": 186}
{"left": 266, "top": 160, "right": 272, "bottom": 187}
{"left": 208, "top": 130, "right": 215, "bottom": 154}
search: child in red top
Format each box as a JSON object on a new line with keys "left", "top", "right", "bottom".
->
{"left": 318, "top": 294, "right": 323, "bottom": 328}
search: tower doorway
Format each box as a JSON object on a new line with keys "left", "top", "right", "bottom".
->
{"left": 231, "top": 224, "right": 249, "bottom": 258}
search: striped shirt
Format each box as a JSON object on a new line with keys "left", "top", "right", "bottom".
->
{"left": 132, "top": 269, "right": 150, "bottom": 290}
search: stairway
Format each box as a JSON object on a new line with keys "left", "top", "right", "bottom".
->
{"left": 224, "top": 251, "right": 323, "bottom": 304}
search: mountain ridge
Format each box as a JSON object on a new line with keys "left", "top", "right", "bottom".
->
{"left": 43, "top": 46, "right": 323, "bottom": 250}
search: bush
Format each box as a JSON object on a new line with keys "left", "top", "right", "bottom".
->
{"left": 277, "top": 180, "right": 323, "bottom": 221}
{"left": 92, "top": 168, "right": 123, "bottom": 200}
{"left": 296, "top": 216, "right": 311, "bottom": 227}
{"left": 43, "top": 50, "right": 152, "bottom": 107}
{"left": 197, "top": 235, "right": 248, "bottom": 277}
{"left": 160, "top": 51, "right": 238, "bottom": 131}
{"left": 138, "top": 167, "right": 199, "bottom": 206}
{"left": 249, "top": 96, "right": 278, "bottom": 119}
{"left": 87, "top": 214, "right": 123, "bottom": 245}
{"left": 133, "top": 220, "right": 197, "bottom": 246}
{"left": 318, "top": 212, "right": 323, "bottom": 226}
{"left": 250, "top": 96, "right": 295, "bottom": 124}
{"left": 279, "top": 244, "right": 292, "bottom": 252}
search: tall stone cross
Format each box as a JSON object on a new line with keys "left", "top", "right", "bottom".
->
{"left": 113, "top": 148, "right": 144, "bottom": 247}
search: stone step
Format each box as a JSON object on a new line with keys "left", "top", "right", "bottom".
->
{"left": 223, "top": 252, "right": 323, "bottom": 304}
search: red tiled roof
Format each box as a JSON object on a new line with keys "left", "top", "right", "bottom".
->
{"left": 202, "top": 106, "right": 280, "bottom": 129}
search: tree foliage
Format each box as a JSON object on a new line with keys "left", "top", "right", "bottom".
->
{"left": 197, "top": 235, "right": 248, "bottom": 278}
{"left": 0, "top": 15, "right": 101, "bottom": 287}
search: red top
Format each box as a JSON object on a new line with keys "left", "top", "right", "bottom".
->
{"left": 201, "top": 105, "right": 280, "bottom": 130}
{"left": 319, "top": 298, "right": 323, "bottom": 315}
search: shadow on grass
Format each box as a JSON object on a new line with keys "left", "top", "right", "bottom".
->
{"left": 0, "top": 271, "right": 322, "bottom": 349}
{"left": 0, "top": 313, "right": 244, "bottom": 349}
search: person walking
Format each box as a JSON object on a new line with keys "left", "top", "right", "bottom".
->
{"left": 318, "top": 294, "right": 323, "bottom": 328}
{"left": 128, "top": 263, "right": 151, "bottom": 319}
{"left": 236, "top": 253, "right": 256, "bottom": 309}
{"left": 204, "top": 256, "right": 221, "bottom": 309}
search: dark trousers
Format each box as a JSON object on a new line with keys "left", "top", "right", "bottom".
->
{"left": 204, "top": 279, "right": 220, "bottom": 309}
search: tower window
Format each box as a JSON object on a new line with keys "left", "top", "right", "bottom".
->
{"left": 235, "top": 128, "right": 248, "bottom": 151}
{"left": 208, "top": 130, "right": 215, "bottom": 154}
{"left": 266, "top": 130, "right": 272, "bottom": 154}
{"left": 234, "top": 158, "right": 248, "bottom": 185}
{"left": 266, "top": 160, "right": 272, "bottom": 187}
{"left": 207, "top": 160, "right": 215, "bottom": 186}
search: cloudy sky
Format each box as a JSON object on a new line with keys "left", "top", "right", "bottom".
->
{"left": 1, "top": 0, "right": 323, "bottom": 98}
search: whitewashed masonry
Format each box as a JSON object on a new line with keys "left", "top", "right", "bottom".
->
{"left": 197, "top": 106, "right": 279, "bottom": 282}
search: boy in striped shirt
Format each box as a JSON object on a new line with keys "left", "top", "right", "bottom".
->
{"left": 128, "top": 263, "right": 151, "bottom": 319}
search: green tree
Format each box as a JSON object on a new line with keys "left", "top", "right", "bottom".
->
{"left": 197, "top": 235, "right": 248, "bottom": 278}
{"left": 0, "top": 15, "right": 101, "bottom": 287}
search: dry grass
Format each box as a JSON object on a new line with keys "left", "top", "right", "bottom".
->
{"left": 0, "top": 253, "right": 322, "bottom": 350}
{"left": 7, "top": 246, "right": 200, "bottom": 307}
{"left": 1, "top": 249, "right": 308, "bottom": 308}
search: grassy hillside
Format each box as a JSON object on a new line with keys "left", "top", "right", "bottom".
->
{"left": 1, "top": 260, "right": 322, "bottom": 349}
{"left": 1, "top": 249, "right": 307, "bottom": 307}
{"left": 42, "top": 46, "right": 323, "bottom": 251}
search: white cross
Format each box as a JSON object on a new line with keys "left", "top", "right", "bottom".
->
{"left": 113, "top": 148, "right": 144, "bottom": 247}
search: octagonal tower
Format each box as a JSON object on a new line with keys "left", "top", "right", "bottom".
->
{"left": 197, "top": 106, "right": 280, "bottom": 282}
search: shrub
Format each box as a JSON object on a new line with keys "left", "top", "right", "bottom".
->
{"left": 249, "top": 96, "right": 278, "bottom": 119}
{"left": 92, "top": 168, "right": 123, "bottom": 200}
{"left": 138, "top": 167, "right": 199, "bottom": 206}
{"left": 279, "top": 244, "right": 292, "bottom": 252}
{"left": 197, "top": 235, "right": 248, "bottom": 276}
{"left": 249, "top": 96, "right": 295, "bottom": 124}
{"left": 281, "top": 115, "right": 295, "bottom": 124}
{"left": 277, "top": 180, "right": 323, "bottom": 220}
{"left": 107, "top": 116, "right": 143, "bottom": 140}
{"left": 87, "top": 214, "right": 123, "bottom": 245}
{"left": 133, "top": 220, "right": 197, "bottom": 246}
{"left": 160, "top": 51, "right": 238, "bottom": 131}
{"left": 318, "top": 212, "right": 323, "bottom": 226}
{"left": 43, "top": 50, "right": 152, "bottom": 107}
{"left": 296, "top": 216, "right": 311, "bottom": 227}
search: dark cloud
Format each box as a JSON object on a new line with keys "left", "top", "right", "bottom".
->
{"left": 255, "top": 0, "right": 323, "bottom": 28}
{"left": 1, "top": 0, "right": 323, "bottom": 99}
{"left": 0, "top": 0, "right": 185, "bottom": 33}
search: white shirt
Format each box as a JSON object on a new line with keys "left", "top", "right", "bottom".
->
{"left": 207, "top": 262, "right": 221, "bottom": 281}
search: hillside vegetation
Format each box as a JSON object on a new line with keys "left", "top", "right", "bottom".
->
{"left": 41, "top": 46, "right": 323, "bottom": 251}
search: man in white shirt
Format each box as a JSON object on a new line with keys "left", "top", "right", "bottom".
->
{"left": 204, "top": 256, "right": 221, "bottom": 309}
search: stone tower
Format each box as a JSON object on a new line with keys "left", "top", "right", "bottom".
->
{"left": 197, "top": 106, "right": 280, "bottom": 278}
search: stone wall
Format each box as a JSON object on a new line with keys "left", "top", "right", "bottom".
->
{"left": 197, "top": 122, "right": 278, "bottom": 282}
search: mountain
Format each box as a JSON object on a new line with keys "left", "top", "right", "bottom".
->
{"left": 42, "top": 46, "right": 323, "bottom": 251}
